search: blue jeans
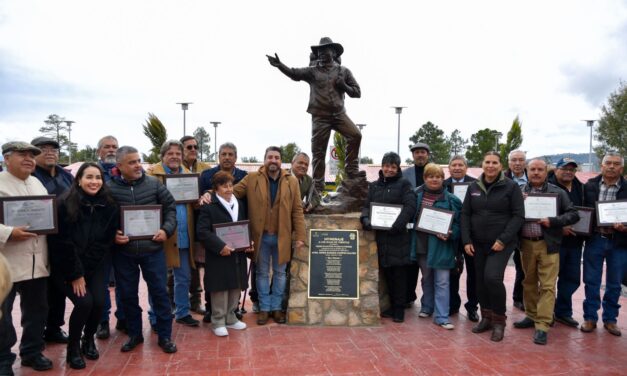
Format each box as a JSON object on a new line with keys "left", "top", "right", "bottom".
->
{"left": 433, "top": 269, "right": 451, "bottom": 325}
{"left": 582, "top": 234, "right": 627, "bottom": 323}
{"left": 113, "top": 249, "right": 172, "bottom": 339}
{"left": 101, "top": 262, "right": 125, "bottom": 323}
{"left": 172, "top": 248, "right": 192, "bottom": 319}
{"left": 554, "top": 242, "right": 583, "bottom": 318}
{"left": 256, "top": 234, "right": 286, "bottom": 312}
{"left": 418, "top": 254, "right": 434, "bottom": 314}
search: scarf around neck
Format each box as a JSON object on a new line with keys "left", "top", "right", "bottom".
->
{"left": 217, "top": 194, "right": 239, "bottom": 222}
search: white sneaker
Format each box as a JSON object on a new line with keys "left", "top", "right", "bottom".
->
{"left": 227, "top": 321, "right": 247, "bottom": 330}
{"left": 212, "top": 326, "right": 229, "bottom": 337}
{"left": 439, "top": 322, "right": 455, "bottom": 330}
{"left": 418, "top": 312, "right": 431, "bottom": 318}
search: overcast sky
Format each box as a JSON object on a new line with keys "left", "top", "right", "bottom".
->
{"left": 1, "top": 0, "right": 626, "bottom": 163}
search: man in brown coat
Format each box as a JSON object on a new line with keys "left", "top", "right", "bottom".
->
{"left": 233, "top": 146, "right": 306, "bottom": 325}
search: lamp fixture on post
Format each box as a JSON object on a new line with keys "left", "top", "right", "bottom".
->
{"left": 176, "top": 102, "right": 193, "bottom": 136}
{"left": 210, "top": 121, "right": 221, "bottom": 162}
{"left": 64, "top": 120, "right": 75, "bottom": 164}
{"left": 583, "top": 120, "right": 595, "bottom": 169}
{"left": 391, "top": 107, "right": 406, "bottom": 155}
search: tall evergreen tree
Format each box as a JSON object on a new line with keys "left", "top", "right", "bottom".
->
{"left": 465, "top": 128, "right": 500, "bottom": 166}
{"left": 448, "top": 129, "right": 468, "bottom": 157}
{"left": 500, "top": 115, "right": 523, "bottom": 165}
{"left": 409, "top": 121, "right": 451, "bottom": 164}
{"left": 595, "top": 81, "right": 627, "bottom": 163}
{"left": 192, "top": 126, "right": 211, "bottom": 162}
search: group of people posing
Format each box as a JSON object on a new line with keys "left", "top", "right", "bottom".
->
{"left": 0, "top": 133, "right": 625, "bottom": 375}
{"left": 362, "top": 143, "right": 626, "bottom": 347}
{"left": 0, "top": 135, "right": 311, "bottom": 374}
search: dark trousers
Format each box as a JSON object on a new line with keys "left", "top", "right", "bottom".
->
{"left": 406, "top": 262, "right": 419, "bottom": 304}
{"left": 449, "top": 250, "right": 479, "bottom": 314}
{"left": 248, "top": 262, "right": 258, "bottom": 304}
{"left": 554, "top": 243, "right": 583, "bottom": 318}
{"left": 474, "top": 242, "right": 513, "bottom": 316}
{"left": 383, "top": 265, "right": 409, "bottom": 310}
{"left": 190, "top": 266, "right": 202, "bottom": 307}
{"left": 102, "top": 263, "right": 125, "bottom": 323}
{"left": 311, "top": 113, "right": 362, "bottom": 192}
{"left": 54, "top": 266, "right": 106, "bottom": 342}
{"left": 45, "top": 273, "right": 66, "bottom": 333}
{"left": 0, "top": 278, "right": 48, "bottom": 365}
{"left": 112, "top": 250, "right": 172, "bottom": 339}
{"left": 513, "top": 247, "right": 524, "bottom": 303}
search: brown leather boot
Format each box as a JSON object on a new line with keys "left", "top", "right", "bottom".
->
{"left": 472, "top": 309, "right": 493, "bottom": 333}
{"left": 491, "top": 313, "right": 507, "bottom": 342}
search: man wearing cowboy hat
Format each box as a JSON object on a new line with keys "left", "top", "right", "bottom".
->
{"left": 267, "top": 37, "right": 364, "bottom": 195}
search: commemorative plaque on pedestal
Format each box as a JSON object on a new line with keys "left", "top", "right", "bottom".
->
{"left": 287, "top": 213, "right": 381, "bottom": 326}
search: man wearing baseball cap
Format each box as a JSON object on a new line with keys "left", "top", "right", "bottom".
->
{"left": 549, "top": 157, "right": 586, "bottom": 328}
{"left": 30, "top": 136, "right": 74, "bottom": 344}
{"left": 0, "top": 142, "right": 54, "bottom": 373}
{"left": 402, "top": 142, "right": 431, "bottom": 313}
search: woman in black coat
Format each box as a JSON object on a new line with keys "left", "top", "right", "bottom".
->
{"left": 197, "top": 171, "right": 252, "bottom": 337}
{"left": 48, "top": 162, "right": 119, "bottom": 369}
{"left": 360, "top": 152, "right": 416, "bottom": 323}
{"left": 461, "top": 151, "right": 525, "bottom": 342}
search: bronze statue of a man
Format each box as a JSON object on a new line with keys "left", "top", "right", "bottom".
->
{"left": 267, "top": 37, "right": 364, "bottom": 194}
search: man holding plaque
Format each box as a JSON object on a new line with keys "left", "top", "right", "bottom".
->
{"left": 108, "top": 146, "right": 178, "bottom": 353}
{"left": 513, "top": 159, "right": 579, "bottom": 345}
{"left": 548, "top": 157, "right": 586, "bottom": 328}
{"left": 443, "top": 155, "right": 478, "bottom": 322}
{"left": 402, "top": 142, "right": 430, "bottom": 307}
{"left": 232, "top": 146, "right": 306, "bottom": 325}
{"left": 30, "top": 136, "right": 74, "bottom": 344}
{"left": 581, "top": 152, "right": 627, "bottom": 336}
{"left": 148, "top": 140, "right": 200, "bottom": 328}
{"left": 0, "top": 141, "right": 54, "bottom": 373}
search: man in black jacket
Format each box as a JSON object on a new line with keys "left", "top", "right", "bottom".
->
{"left": 504, "top": 149, "right": 528, "bottom": 311}
{"left": 108, "top": 146, "right": 178, "bottom": 353}
{"left": 443, "top": 155, "right": 478, "bottom": 322}
{"left": 513, "top": 160, "right": 579, "bottom": 345}
{"left": 549, "top": 158, "right": 586, "bottom": 328}
{"left": 580, "top": 152, "right": 627, "bottom": 337}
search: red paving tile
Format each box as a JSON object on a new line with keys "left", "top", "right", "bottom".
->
{"left": 6, "top": 264, "right": 627, "bottom": 375}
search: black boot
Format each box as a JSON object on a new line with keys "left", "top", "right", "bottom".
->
{"left": 66, "top": 341, "right": 85, "bottom": 370}
{"left": 393, "top": 307, "right": 405, "bottom": 323}
{"left": 472, "top": 308, "right": 493, "bottom": 333}
{"left": 81, "top": 335, "right": 99, "bottom": 360}
{"left": 491, "top": 313, "right": 506, "bottom": 342}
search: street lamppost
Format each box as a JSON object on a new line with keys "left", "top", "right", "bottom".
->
{"left": 176, "top": 102, "right": 193, "bottom": 135}
{"left": 356, "top": 123, "right": 366, "bottom": 163}
{"left": 583, "top": 120, "right": 595, "bottom": 169}
{"left": 64, "top": 120, "right": 75, "bottom": 164}
{"left": 210, "top": 121, "right": 221, "bottom": 162}
{"left": 391, "top": 107, "right": 406, "bottom": 155}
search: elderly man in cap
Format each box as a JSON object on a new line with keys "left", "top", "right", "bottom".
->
{"left": 29, "top": 136, "right": 74, "bottom": 344}
{"left": 0, "top": 142, "right": 54, "bottom": 374}
{"left": 402, "top": 142, "right": 431, "bottom": 311}
{"left": 548, "top": 157, "right": 586, "bottom": 328}
{"left": 267, "top": 37, "right": 364, "bottom": 195}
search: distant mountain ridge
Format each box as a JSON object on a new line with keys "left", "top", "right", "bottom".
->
{"left": 530, "top": 153, "right": 598, "bottom": 166}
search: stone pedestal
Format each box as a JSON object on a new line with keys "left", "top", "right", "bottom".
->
{"left": 287, "top": 213, "right": 381, "bottom": 326}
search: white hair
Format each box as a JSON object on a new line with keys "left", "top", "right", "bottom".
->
{"left": 508, "top": 149, "right": 526, "bottom": 161}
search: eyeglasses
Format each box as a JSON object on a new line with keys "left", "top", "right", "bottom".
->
{"left": 186, "top": 145, "right": 199, "bottom": 150}
{"left": 40, "top": 147, "right": 59, "bottom": 154}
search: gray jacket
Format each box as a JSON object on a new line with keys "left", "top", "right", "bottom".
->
{"left": 107, "top": 173, "right": 177, "bottom": 254}
{"left": 522, "top": 182, "right": 580, "bottom": 253}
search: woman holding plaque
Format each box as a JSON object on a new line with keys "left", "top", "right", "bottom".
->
{"left": 48, "top": 162, "right": 119, "bottom": 369}
{"left": 197, "top": 171, "right": 252, "bottom": 337}
{"left": 410, "top": 163, "right": 462, "bottom": 330}
{"left": 461, "top": 151, "right": 524, "bottom": 341}
{"left": 360, "top": 152, "right": 416, "bottom": 323}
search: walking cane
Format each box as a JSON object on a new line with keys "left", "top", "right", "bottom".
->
{"left": 235, "top": 260, "right": 253, "bottom": 319}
